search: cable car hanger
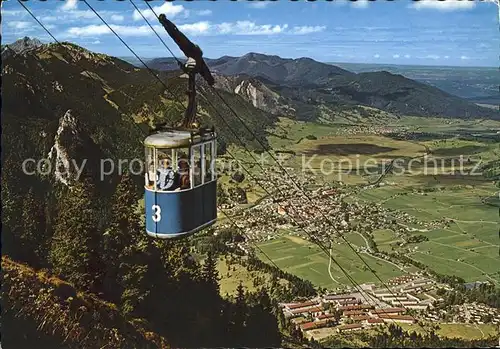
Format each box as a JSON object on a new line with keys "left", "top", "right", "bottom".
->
{"left": 153, "top": 14, "right": 215, "bottom": 133}
{"left": 143, "top": 14, "right": 218, "bottom": 239}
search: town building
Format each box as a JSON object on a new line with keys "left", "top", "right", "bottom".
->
{"left": 369, "top": 307, "right": 406, "bottom": 317}
{"left": 378, "top": 314, "right": 416, "bottom": 324}
{"left": 337, "top": 324, "right": 363, "bottom": 333}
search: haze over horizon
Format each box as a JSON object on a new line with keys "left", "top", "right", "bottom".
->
{"left": 3, "top": 0, "right": 499, "bottom": 68}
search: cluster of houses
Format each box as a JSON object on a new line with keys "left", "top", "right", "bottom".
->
{"left": 216, "top": 148, "right": 500, "bottom": 338}
{"left": 281, "top": 292, "right": 418, "bottom": 336}
{"left": 425, "top": 302, "right": 500, "bottom": 325}
{"left": 280, "top": 273, "right": 500, "bottom": 340}
{"left": 278, "top": 274, "right": 457, "bottom": 338}
{"left": 368, "top": 277, "right": 438, "bottom": 311}
{"left": 218, "top": 170, "right": 436, "bottom": 250}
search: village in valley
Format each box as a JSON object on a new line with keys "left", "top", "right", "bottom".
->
{"left": 279, "top": 275, "right": 500, "bottom": 341}
{"left": 214, "top": 118, "right": 500, "bottom": 342}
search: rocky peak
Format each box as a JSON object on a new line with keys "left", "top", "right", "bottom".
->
{"left": 1, "top": 37, "right": 43, "bottom": 59}
{"left": 46, "top": 109, "right": 104, "bottom": 188}
{"left": 214, "top": 75, "right": 295, "bottom": 116}
{"left": 47, "top": 110, "right": 79, "bottom": 186}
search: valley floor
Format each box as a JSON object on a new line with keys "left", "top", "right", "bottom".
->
{"left": 215, "top": 114, "right": 500, "bottom": 342}
{"left": 220, "top": 115, "right": 499, "bottom": 287}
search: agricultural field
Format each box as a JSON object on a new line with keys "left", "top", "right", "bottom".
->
{"left": 355, "top": 184, "right": 499, "bottom": 284}
{"left": 389, "top": 116, "right": 500, "bottom": 134}
{"left": 228, "top": 115, "right": 498, "bottom": 288}
{"left": 266, "top": 117, "right": 428, "bottom": 185}
{"left": 372, "top": 229, "right": 403, "bottom": 253}
{"left": 256, "top": 235, "right": 405, "bottom": 288}
{"left": 224, "top": 115, "right": 498, "bottom": 190}
{"left": 309, "top": 322, "right": 499, "bottom": 344}
{"left": 350, "top": 118, "right": 499, "bottom": 284}
{"left": 397, "top": 323, "right": 499, "bottom": 340}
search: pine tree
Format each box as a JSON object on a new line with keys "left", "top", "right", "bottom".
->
{"left": 121, "top": 238, "right": 167, "bottom": 318}
{"left": 231, "top": 281, "right": 247, "bottom": 345}
{"left": 49, "top": 179, "right": 102, "bottom": 291}
{"left": 101, "top": 174, "right": 141, "bottom": 303}
{"left": 18, "top": 188, "right": 47, "bottom": 266}
{"left": 244, "top": 288, "right": 281, "bottom": 347}
{"left": 2, "top": 156, "right": 26, "bottom": 260}
{"left": 257, "top": 288, "right": 272, "bottom": 311}
{"left": 202, "top": 251, "right": 220, "bottom": 292}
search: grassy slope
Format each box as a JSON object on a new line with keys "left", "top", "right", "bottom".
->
{"left": 2, "top": 256, "right": 169, "bottom": 349}
{"left": 217, "top": 256, "right": 289, "bottom": 297}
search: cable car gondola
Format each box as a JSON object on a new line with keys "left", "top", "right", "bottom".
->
{"left": 144, "top": 14, "right": 217, "bottom": 239}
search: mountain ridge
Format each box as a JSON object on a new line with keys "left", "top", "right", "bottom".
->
{"left": 147, "top": 53, "right": 499, "bottom": 120}
{"left": 1, "top": 36, "right": 43, "bottom": 59}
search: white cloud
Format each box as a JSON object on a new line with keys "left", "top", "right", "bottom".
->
{"left": 216, "top": 21, "right": 288, "bottom": 35}
{"left": 132, "top": 2, "right": 185, "bottom": 21}
{"left": 67, "top": 24, "right": 152, "bottom": 37}
{"left": 92, "top": 40, "right": 101, "bottom": 44}
{"left": 4, "top": 20, "right": 53, "bottom": 35}
{"left": 1, "top": 10, "right": 26, "bottom": 17}
{"left": 374, "top": 54, "right": 380, "bottom": 58}
{"left": 7, "top": 21, "right": 31, "bottom": 30}
{"left": 393, "top": 54, "right": 400, "bottom": 58}
{"left": 248, "top": 2, "right": 271, "bottom": 9}
{"left": 111, "top": 14, "right": 125, "bottom": 22}
{"left": 335, "top": 0, "right": 371, "bottom": 8}
{"left": 56, "top": 0, "right": 100, "bottom": 20}
{"left": 351, "top": 0, "right": 371, "bottom": 9}
{"left": 67, "top": 10, "right": 96, "bottom": 19}
{"left": 290, "top": 26, "right": 326, "bottom": 35}
{"left": 404, "top": 54, "right": 411, "bottom": 58}
{"left": 41, "top": 16, "right": 58, "bottom": 22}
{"left": 40, "top": 10, "right": 121, "bottom": 23}
{"left": 425, "top": 54, "right": 440, "bottom": 59}
{"left": 410, "top": 0, "right": 476, "bottom": 11}
{"left": 179, "top": 21, "right": 211, "bottom": 36}
{"left": 461, "top": 55, "right": 470, "bottom": 60}
{"left": 197, "top": 9, "right": 213, "bottom": 16}
{"left": 61, "top": 0, "right": 78, "bottom": 11}
{"left": 66, "top": 20, "right": 326, "bottom": 37}
{"left": 444, "top": 55, "right": 450, "bottom": 59}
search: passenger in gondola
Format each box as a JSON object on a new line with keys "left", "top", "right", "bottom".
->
{"left": 193, "top": 159, "right": 203, "bottom": 186}
{"left": 157, "top": 158, "right": 179, "bottom": 191}
{"left": 205, "top": 158, "right": 213, "bottom": 182}
{"left": 145, "top": 163, "right": 156, "bottom": 189}
{"left": 178, "top": 158, "right": 190, "bottom": 189}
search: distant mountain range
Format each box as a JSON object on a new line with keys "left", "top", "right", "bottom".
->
{"left": 148, "top": 53, "right": 354, "bottom": 86}
{"left": 332, "top": 62, "right": 499, "bottom": 105}
{"left": 1, "top": 36, "right": 43, "bottom": 59}
{"left": 147, "top": 53, "right": 498, "bottom": 120}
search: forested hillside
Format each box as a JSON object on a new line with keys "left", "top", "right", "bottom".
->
{"left": 1, "top": 40, "right": 285, "bottom": 348}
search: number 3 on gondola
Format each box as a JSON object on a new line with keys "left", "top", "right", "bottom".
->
{"left": 152, "top": 205, "right": 161, "bottom": 222}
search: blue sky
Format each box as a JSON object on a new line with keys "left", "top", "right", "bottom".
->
{"left": 2, "top": 0, "right": 499, "bottom": 67}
